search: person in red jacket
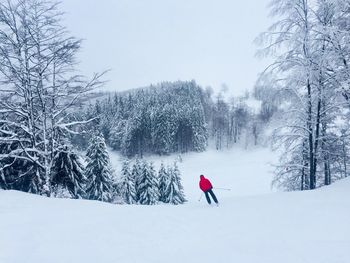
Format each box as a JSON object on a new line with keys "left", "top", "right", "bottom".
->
{"left": 199, "top": 175, "right": 219, "bottom": 205}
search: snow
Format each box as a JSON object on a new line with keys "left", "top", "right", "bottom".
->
{"left": 1, "top": 148, "right": 350, "bottom": 263}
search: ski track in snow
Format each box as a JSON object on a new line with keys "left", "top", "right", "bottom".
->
{"left": 1, "top": 148, "right": 349, "bottom": 263}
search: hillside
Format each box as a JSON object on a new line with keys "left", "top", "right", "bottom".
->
{"left": 1, "top": 148, "right": 349, "bottom": 263}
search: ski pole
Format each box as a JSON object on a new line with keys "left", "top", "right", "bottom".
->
{"left": 198, "top": 192, "right": 203, "bottom": 202}
{"left": 214, "top": 187, "right": 231, "bottom": 191}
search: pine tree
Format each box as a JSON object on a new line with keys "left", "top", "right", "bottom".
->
{"left": 120, "top": 160, "right": 137, "bottom": 204}
{"left": 158, "top": 162, "right": 168, "bottom": 202}
{"left": 164, "top": 163, "right": 186, "bottom": 205}
{"left": 152, "top": 106, "right": 174, "bottom": 154}
{"left": 132, "top": 158, "right": 143, "bottom": 202}
{"left": 51, "top": 146, "right": 86, "bottom": 198}
{"left": 138, "top": 161, "right": 159, "bottom": 205}
{"left": 85, "top": 135, "right": 114, "bottom": 202}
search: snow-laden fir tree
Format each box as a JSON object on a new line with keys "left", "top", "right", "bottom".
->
{"left": 158, "top": 162, "right": 168, "bottom": 202}
{"left": 85, "top": 135, "right": 114, "bottom": 202}
{"left": 119, "top": 160, "right": 137, "bottom": 204}
{"left": 164, "top": 163, "right": 186, "bottom": 205}
{"left": 138, "top": 161, "right": 159, "bottom": 205}
{"left": 132, "top": 158, "right": 143, "bottom": 202}
{"left": 50, "top": 146, "right": 86, "bottom": 198}
{"left": 151, "top": 105, "right": 174, "bottom": 155}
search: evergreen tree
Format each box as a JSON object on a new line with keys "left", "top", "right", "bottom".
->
{"left": 85, "top": 135, "right": 114, "bottom": 202}
{"left": 151, "top": 106, "right": 174, "bottom": 154}
{"left": 51, "top": 146, "right": 86, "bottom": 198}
{"left": 164, "top": 163, "right": 186, "bottom": 205}
{"left": 158, "top": 162, "right": 168, "bottom": 202}
{"left": 132, "top": 158, "right": 143, "bottom": 202}
{"left": 138, "top": 161, "right": 159, "bottom": 205}
{"left": 120, "top": 160, "right": 137, "bottom": 204}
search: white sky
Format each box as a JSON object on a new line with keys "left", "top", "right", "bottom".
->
{"left": 61, "top": 0, "right": 271, "bottom": 96}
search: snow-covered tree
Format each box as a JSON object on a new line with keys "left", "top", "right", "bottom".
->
{"left": 212, "top": 94, "right": 229, "bottom": 150}
{"left": 85, "top": 135, "right": 114, "bottom": 202}
{"left": 151, "top": 106, "right": 174, "bottom": 155}
{"left": 137, "top": 161, "right": 159, "bottom": 205}
{"left": 0, "top": 0, "right": 105, "bottom": 195}
{"left": 132, "top": 158, "right": 143, "bottom": 202}
{"left": 158, "top": 162, "right": 168, "bottom": 202}
{"left": 163, "top": 163, "right": 186, "bottom": 205}
{"left": 50, "top": 146, "right": 85, "bottom": 198}
{"left": 119, "top": 160, "right": 137, "bottom": 204}
{"left": 258, "top": 0, "right": 350, "bottom": 190}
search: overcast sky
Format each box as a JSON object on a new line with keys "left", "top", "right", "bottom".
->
{"left": 61, "top": 0, "right": 271, "bottom": 96}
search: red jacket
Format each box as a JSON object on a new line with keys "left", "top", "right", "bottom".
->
{"left": 199, "top": 175, "right": 213, "bottom": 192}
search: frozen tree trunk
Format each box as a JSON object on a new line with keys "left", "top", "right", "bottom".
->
{"left": 301, "top": 140, "right": 308, "bottom": 191}
{"left": 307, "top": 79, "right": 317, "bottom": 190}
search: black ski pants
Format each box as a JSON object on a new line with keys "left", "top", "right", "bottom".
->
{"left": 204, "top": 189, "right": 218, "bottom": 204}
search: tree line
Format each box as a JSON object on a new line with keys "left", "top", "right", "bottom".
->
{"left": 119, "top": 159, "right": 186, "bottom": 205}
{"left": 78, "top": 82, "right": 271, "bottom": 157}
{"left": 50, "top": 133, "right": 186, "bottom": 205}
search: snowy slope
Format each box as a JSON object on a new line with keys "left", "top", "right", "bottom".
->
{"left": 1, "top": 149, "right": 349, "bottom": 263}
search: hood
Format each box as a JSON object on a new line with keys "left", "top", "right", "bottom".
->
{"left": 200, "top": 175, "right": 205, "bottom": 180}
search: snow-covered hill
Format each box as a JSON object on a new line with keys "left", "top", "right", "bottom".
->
{"left": 1, "top": 149, "right": 349, "bottom": 263}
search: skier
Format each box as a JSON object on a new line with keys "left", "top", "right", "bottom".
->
{"left": 199, "top": 175, "right": 219, "bottom": 206}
